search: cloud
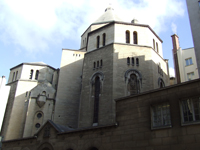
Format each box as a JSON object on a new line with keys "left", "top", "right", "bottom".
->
{"left": 169, "top": 67, "right": 175, "bottom": 77}
{"left": 171, "top": 22, "right": 177, "bottom": 34}
{"left": 0, "top": 0, "right": 185, "bottom": 54}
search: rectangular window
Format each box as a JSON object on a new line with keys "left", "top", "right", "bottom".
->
{"left": 151, "top": 102, "right": 171, "bottom": 129}
{"left": 187, "top": 72, "right": 194, "bottom": 81}
{"left": 180, "top": 97, "right": 200, "bottom": 125}
{"left": 185, "top": 58, "right": 193, "bottom": 66}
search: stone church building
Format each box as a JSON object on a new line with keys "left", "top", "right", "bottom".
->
{"left": 1, "top": 6, "right": 200, "bottom": 150}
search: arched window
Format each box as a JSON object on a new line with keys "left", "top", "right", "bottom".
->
{"left": 136, "top": 58, "right": 139, "bottom": 66}
{"left": 42, "top": 91, "right": 46, "bottom": 96}
{"left": 35, "top": 70, "right": 39, "bottom": 80}
{"left": 100, "top": 59, "right": 103, "bottom": 67}
{"left": 127, "top": 57, "right": 130, "bottom": 65}
{"left": 97, "top": 61, "right": 99, "bottom": 68}
{"left": 153, "top": 39, "right": 155, "bottom": 50}
{"left": 132, "top": 57, "right": 134, "bottom": 66}
{"left": 12, "top": 72, "right": 15, "bottom": 81}
{"left": 103, "top": 33, "right": 106, "bottom": 46}
{"left": 158, "top": 63, "right": 160, "bottom": 73}
{"left": 96, "top": 36, "right": 100, "bottom": 48}
{"left": 156, "top": 42, "right": 159, "bottom": 53}
{"left": 83, "top": 40, "right": 84, "bottom": 46}
{"left": 93, "top": 76, "right": 100, "bottom": 124}
{"left": 158, "top": 78, "right": 165, "bottom": 88}
{"left": 94, "top": 62, "right": 96, "bottom": 69}
{"left": 30, "top": 70, "right": 33, "bottom": 79}
{"left": 133, "top": 31, "right": 138, "bottom": 44}
{"left": 126, "top": 30, "right": 130, "bottom": 43}
{"left": 128, "top": 74, "right": 139, "bottom": 95}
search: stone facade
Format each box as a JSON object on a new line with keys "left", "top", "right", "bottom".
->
{"left": 2, "top": 79, "right": 200, "bottom": 150}
{"left": 1, "top": 63, "right": 58, "bottom": 140}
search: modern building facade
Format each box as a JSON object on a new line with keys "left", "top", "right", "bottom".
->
{"left": 171, "top": 34, "right": 199, "bottom": 83}
{"left": 186, "top": 0, "right": 200, "bottom": 77}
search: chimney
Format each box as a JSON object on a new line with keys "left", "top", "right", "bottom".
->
{"left": 171, "top": 34, "right": 180, "bottom": 53}
{"left": 171, "top": 34, "right": 181, "bottom": 84}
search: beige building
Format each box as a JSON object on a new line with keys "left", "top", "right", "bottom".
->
{"left": 0, "top": 76, "right": 10, "bottom": 131}
{"left": 0, "top": 6, "right": 174, "bottom": 150}
{"left": 186, "top": 0, "right": 200, "bottom": 77}
{"left": 171, "top": 34, "right": 199, "bottom": 83}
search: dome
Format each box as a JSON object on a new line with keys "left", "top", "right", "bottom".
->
{"left": 93, "top": 6, "right": 123, "bottom": 24}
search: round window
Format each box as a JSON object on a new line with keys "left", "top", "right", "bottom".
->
{"left": 37, "top": 113, "right": 42, "bottom": 118}
{"left": 35, "top": 123, "right": 40, "bottom": 128}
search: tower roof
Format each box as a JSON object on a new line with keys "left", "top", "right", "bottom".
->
{"left": 93, "top": 6, "right": 123, "bottom": 24}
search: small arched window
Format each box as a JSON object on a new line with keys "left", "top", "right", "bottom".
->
{"left": 35, "top": 70, "right": 39, "bottom": 80}
{"left": 156, "top": 42, "right": 159, "bottom": 53}
{"left": 30, "top": 70, "right": 33, "bottom": 79}
{"left": 127, "top": 57, "right": 130, "bottom": 65}
{"left": 100, "top": 59, "right": 103, "bottom": 67}
{"left": 136, "top": 58, "right": 139, "bottom": 66}
{"left": 97, "top": 61, "right": 99, "bottom": 68}
{"left": 12, "top": 72, "right": 15, "bottom": 81}
{"left": 15, "top": 71, "right": 18, "bottom": 80}
{"left": 126, "top": 30, "right": 130, "bottom": 43}
{"left": 83, "top": 40, "right": 84, "bottom": 46}
{"left": 153, "top": 39, "right": 155, "bottom": 50}
{"left": 133, "top": 31, "right": 138, "bottom": 44}
{"left": 103, "top": 33, "right": 106, "bottom": 46}
{"left": 132, "top": 57, "right": 134, "bottom": 66}
{"left": 42, "top": 91, "right": 46, "bottom": 96}
{"left": 94, "top": 62, "right": 96, "bottom": 68}
{"left": 96, "top": 36, "right": 100, "bottom": 48}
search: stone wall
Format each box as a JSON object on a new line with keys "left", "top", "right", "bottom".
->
{"left": 2, "top": 79, "right": 200, "bottom": 150}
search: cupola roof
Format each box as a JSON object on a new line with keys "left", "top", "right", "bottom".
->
{"left": 93, "top": 6, "right": 123, "bottom": 24}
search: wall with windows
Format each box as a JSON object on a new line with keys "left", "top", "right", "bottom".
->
{"left": 112, "top": 43, "right": 169, "bottom": 99}
{"left": 87, "top": 24, "right": 114, "bottom": 52}
{"left": 177, "top": 47, "right": 199, "bottom": 82}
{"left": 114, "top": 23, "right": 163, "bottom": 57}
{"left": 3, "top": 79, "right": 200, "bottom": 150}
{"left": 80, "top": 23, "right": 108, "bottom": 49}
{"left": 1, "top": 63, "right": 58, "bottom": 141}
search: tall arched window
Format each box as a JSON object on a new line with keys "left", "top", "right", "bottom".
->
{"left": 127, "top": 57, "right": 130, "bottom": 65}
{"left": 97, "top": 61, "right": 99, "bottom": 68}
{"left": 15, "top": 71, "right": 18, "bottom": 80}
{"left": 93, "top": 76, "right": 100, "bottom": 124}
{"left": 133, "top": 31, "right": 138, "bottom": 44}
{"left": 156, "top": 42, "right": 159, "bottom": 53}
{"left": 100, "top": 59, "right": 103, "bottom": 67}
{"left": 132, "top": 57, "right": 134, "bottom": 66}
{"left": 30, "top": 70, "right": 33, "bottom": 79}
{"left": 94, "top": 62, "right": 96, "bottom": 68}
{"left": 126, "top": 30, "right": 130, "bottom": 43}
{"left": 96, "top": 36, "right": 100, "bottom": 48}
{"left": 136, "top": 58, "right": 139, "bottom": 66}
{"left": 35, "top": 70, "right": 39, "bottom": 80}
{"left": 128, "top": 74, "right": 139, "bottom": 95}
{"left": 153, "top": 39, "right": 155, "bottom": 50}
{"left": 12, "top": 72, "right": 15, "bottom": 81}
{"left": 103, "top": 33, "right": 106, "bottom": 46}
